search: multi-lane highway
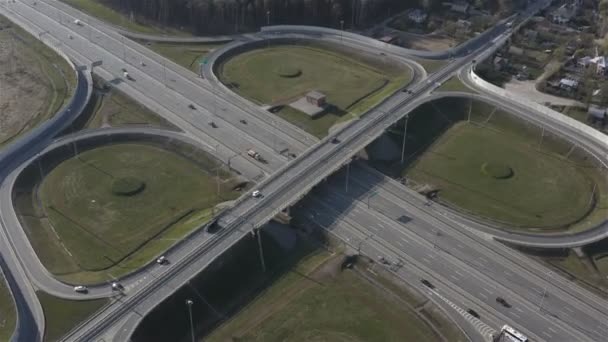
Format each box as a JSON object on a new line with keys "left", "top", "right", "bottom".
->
{"left": 2, "top": 0, "right": 608, "bottom": 341}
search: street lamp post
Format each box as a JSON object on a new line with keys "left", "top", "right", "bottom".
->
{"left": 252, "top": 226, "right": 267, "bottom": 272}
{"left": 538, "top": 271, "right": 552, "bottom": 312}
{"left": 340, "top": 20, "right": 344, "bottom": 43}
{"left": 345, "top": 162, "right": 350, "bottom": 193}
{"left": 400, "top": 115, "right": 409, "bottom": 164}
{"left": 185, "top": 299, "right": 195, "bottom": 342}
{"left": 266, "top": 11, "right": 271, "bottom": 49}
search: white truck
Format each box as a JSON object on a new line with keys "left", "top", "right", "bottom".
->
{"left": 247, "top": 149, "right": 262, "bottom": 161}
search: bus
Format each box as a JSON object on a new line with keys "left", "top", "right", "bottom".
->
{"left": 501, "top": 325, "right": 528, "bottom": 342}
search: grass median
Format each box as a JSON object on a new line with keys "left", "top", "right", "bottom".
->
{"left": 23, "top": 143, "right": 243, "bottom": 284}
{"left": 218, "top": 43, "right": 411, "bottom": 138}
{"left": 0, "top": 14, "right": 75, "bottom": 148}
{"left": 376, "top": 97, "right": 607, "bottom": 232}
{"left": 38, "top": 291, "right": 108, "bottom": 342}
{"left": 0, "top": 274, "right": 16, "bottom": 341}
{"left": 142, "top": 41, "right": 225, "bottom": 73}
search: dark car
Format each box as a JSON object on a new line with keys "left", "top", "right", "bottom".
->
{"left": 188, "top": 104, "right": 196, "bottom": 110}
{"left": 496, "top": 297, "right": 511, "bottom": 308}
{"left": 421, "top": 279, "right": 435, "bottom": 289}
{"left": 467, "top": 309, "right": 480, "bottom": 318}
{"left": 209, "top": 121, "right": 217, "bottom": 128}
{"left": 331, "top": 137, "right": 340, "bottom": 144}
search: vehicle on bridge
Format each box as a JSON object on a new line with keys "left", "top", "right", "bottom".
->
{"left": 73, "top": 285, "right": 88, "bottom": 293}
{"left": 501, "top": 325, "right": 528, "bottom": 342}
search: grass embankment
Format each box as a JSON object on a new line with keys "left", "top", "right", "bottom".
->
{"left": 37, "top": 291, "right": 108, "bottom": 342}
{"left": 218, "top": 43, "right": 411, "bottom": 138}
{"left": 520, "top": 239, "right": 608, "bottom": 298}
{"left": 0, "top": 14, "right": 75, "bottom": 148}
{"left": 413, "top": 58, "right": 448, "bottom": 74}
{"left": 384, "top": 97, "right": 606, "bottom": 232}
{"left": 435, "top": 77, "right": 475, "bottom": 93}
{"left": 142, "top": 42, "right": 225, "bottom": 73}
{"left": 132, "top": 224, "right": 464, "bottom": 342}
{"left": 0, "top": 275, "right": 16, "bottom": 341}
{"left": 60, "top": 0, "right": 189, "bottom": 36}
{"left": 71, "top": 75, "right": 178, "bottom": 130}
{"left": 25, "top": 143, "right": 242, "bottom": 284}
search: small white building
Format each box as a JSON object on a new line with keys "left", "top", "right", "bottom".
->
{"left": 559, "top": 78, "right": 578, "bottom": 90}
{"left": 408, "top": 9, "right": 428, "bottom": 24}
{"left": 443, "top": 2, "right": 470, "bottom": 15}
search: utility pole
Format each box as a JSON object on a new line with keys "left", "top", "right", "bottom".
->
{"left": 214, "top": 144, "right": 221, "bottom": 216}
{"left": 253, "top": 227, "right": 266, "bottom": 272}
{"left": 266, "top": 10, "right": 271, "bottom": 49}
{"left": 400, "top": 116, "right": 409, "bottom": 164}
{"left": 345, "top": 162, "right": 350, "bottom": 193}
{"left": 185, "top": 299, "right": 195, "bottom": 342}
{"left": 538, "top": 126, "right": 545, "bottom": 150}
{"left": 538, "top": 271, "right": 552, "bottom": 311}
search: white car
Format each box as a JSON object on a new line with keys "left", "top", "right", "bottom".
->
{"left": 252, "top": 190, "right": 262, "bottom": 198}
{"left": 73, "top": 19, "right": 82, "bottom": 26}
{"left": 73, "top": 285, "right": 88, "bottom": 293}
{"left": 156, "top": 256, "right": 167, "bottom": 265}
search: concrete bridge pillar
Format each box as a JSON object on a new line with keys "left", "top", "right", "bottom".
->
{"left": 572, "top": 246, "right": 600, "bottom": 275}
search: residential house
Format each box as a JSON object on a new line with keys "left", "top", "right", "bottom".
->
{"left": 442, "top": 2, "right": 470, "bottom": 15}
{"left": 408, "top": 9, "right": 428, "bottom": 24}
{"left": 550, "top": 3, "right": 578, "bottom": 24}
{"left": 559, "top": 77, "right": 579, "bottom": 91}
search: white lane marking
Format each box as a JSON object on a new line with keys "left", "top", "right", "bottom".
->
{"left": 515, "top": 307, "right": 524, "bottom": 313}
{"left": 400, "top": 237, "right": 409, "bottom": 243}
{"left": 455, "top": 270, "right": 464, "bottom": 277}
{"left": 478, "top": 293, "right": 487, "bottom": 299}
{"left": 422, "top": 258, "right": 431, "bottom": 264}
{"left": 396, "top": 241, "right": 405, "bottom": 248}
{"left": 428, "top": 253, "right": 436, "bottom": 259}
{"left": 457, "top": 244, "right": 464, "bottom": 248}
{"left": 564, "top": 306, "right": 574, "bottom": 313}
{"left": 449, "top": 275, "right": 459, "bottom": 281}
{"left": 509, "top": 312, "right": 520, "bottom": 319}
{"left": 548, "top": 327, "right": 557, "bottom": 333}
{"left": 482, "top": 288, "right": 492, "bottom": 294}
{"left": 542, "top": 332, "right": 553, "bottom": 338}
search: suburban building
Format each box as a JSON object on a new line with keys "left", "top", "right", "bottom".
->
{"left": 305, "top": 91, "right": 327, "bottom": 107}
{"left": 550, "top": 2, "right": 580, "bottom": 25}
{"left": 443, "top": 1, "right": 470, "bottom": 15}
{"left": 577, "top": 52, "right": 608, "bottom": 75}
{"left": 408, "top": 9, "right": 428, "bottom": 24}
{"left": 289, "top": 91, "right": 328, "bottom": 118}
{"left": 559, "top": 77, "right": 579, "bottom": 91}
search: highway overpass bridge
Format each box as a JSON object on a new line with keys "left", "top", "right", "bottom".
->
{"left": 2, "top": 0, "right": 608, "bottom": 341}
